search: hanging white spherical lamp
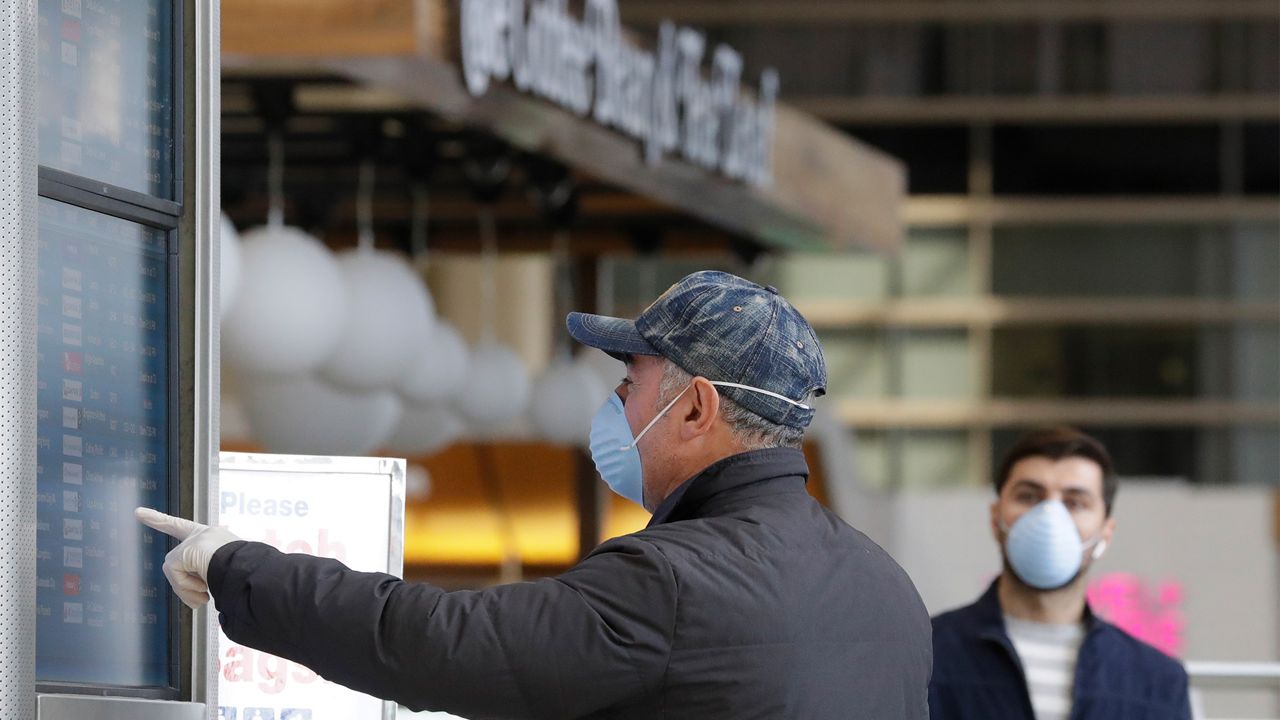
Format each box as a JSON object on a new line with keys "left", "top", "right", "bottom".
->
{"left": 242, "top": 374, "right": 402, "bottom": 456}
{"left": 455, "top": 342, "right": 530, "bottom": 428}
{"left": 222, "top": 225, "right": 348, "bottom": 377}
{"left": 384, "top": 403, "right": 467, "bottom": 457}
{"left": 320, "top": 250, "right": 435, "bottom": 392}
{"left": 528, "top": 357, "right": 607, "bottom": 445}
{"left": 398, "top": 321, "right": 469, "bottom": 404}
{"left": 219, "top": 213, "right": 242, "bottom": 317}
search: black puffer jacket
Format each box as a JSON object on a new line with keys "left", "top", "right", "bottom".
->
{"left": 209, "top": 448, "right": 932, "bottom": 719}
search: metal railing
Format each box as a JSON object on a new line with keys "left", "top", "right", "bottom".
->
{"left": 1187, "top": 661, "right": 1280, "bottom": 720}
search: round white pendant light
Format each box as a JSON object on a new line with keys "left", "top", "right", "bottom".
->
{"left": 320, "top": 249, "right": 435, "bottom": 392}
{"left": 221, "top": 225, "right": 348, "bottom": 377}
{"left": 398, "top": 320, "right": 469, "bottom": 404}
{"left": 241, "top": 374, "right": 402, "bottom": 456}
{"left": 455, "top": 342, "right": 531, "bottom": 428}
{"left": 384, "top": 403, "right": 468, "bottom": 457}
{"left": 529, "top": 357, "right": 607, "bottom": 445}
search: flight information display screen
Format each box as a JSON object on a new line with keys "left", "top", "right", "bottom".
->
{"left": 36, "top": 0, "right": 176, "bottom": 199}
{"left": 34, "top": 198, "right": 174, "bottom": 689}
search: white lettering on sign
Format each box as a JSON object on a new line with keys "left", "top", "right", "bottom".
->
{"left": 460, "top": 0, "right": 777, "bottom": 187}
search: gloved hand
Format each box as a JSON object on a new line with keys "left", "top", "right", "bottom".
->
{"left": 135, "top": 507, "right": 241, "bottom": 609}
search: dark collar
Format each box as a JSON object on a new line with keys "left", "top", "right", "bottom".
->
{"left": 971, "top": 578, "right": 1102, "bottom": 646}
{"left": 646, "top": 447, "right": 809, "bottom": 527}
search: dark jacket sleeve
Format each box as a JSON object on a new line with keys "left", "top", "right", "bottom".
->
{"left": 207, "top": 537, "right": 678, "bottom": 720}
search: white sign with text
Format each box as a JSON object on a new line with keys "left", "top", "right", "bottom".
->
{"left": 212, "top": 454, "right": 405, "bottom": 720}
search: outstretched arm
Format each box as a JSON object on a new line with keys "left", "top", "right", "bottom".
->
{"left": 141, "top": 507, "right": 681, "bottom": 720}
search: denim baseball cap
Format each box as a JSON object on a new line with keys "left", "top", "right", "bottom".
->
{"left": 567, "top": 271, "right": 827, "bottom": 429}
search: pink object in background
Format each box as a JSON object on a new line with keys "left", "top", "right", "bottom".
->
{"left": 1087, "top": 572, "right": 1186, "bottom": 657}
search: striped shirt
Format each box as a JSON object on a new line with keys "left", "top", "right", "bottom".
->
{"left": 1005, "top": 615, "right": 1085, "bottom": 720}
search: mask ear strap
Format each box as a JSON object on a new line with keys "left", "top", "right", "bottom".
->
{"left": 709, "top": 381, "right": 812, "bottom": 410}
{"left": 621, "top": 384, "right": 691, "bottom": 451}
{"left": 1091, "top": 539, "right": 1108, "bottom": 560}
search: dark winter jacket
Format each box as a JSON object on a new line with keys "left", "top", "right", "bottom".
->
{"left": 209, "top": 447, "right": 932, "bottom": 719}
{"left": 930, "top": 580, "right": 1192, "bottom": 720}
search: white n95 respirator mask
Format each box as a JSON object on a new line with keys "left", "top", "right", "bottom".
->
{"left": 1002, "top": 500, "right": 1106, "bottom": 590}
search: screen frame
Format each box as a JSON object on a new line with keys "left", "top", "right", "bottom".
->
{"left": 33, "top": 0, "right": 186, "bottom": 701}
{"left": 33, "top": 189, "right": 184, "bottom": 703}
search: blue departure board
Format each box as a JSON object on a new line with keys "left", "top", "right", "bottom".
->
{"left": 36, "top": 0, "right": 175, "bottom": 199}
{"left": 35, "top": 198, "right": 173, "bottom": 688}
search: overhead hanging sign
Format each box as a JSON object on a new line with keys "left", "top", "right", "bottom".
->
{"left": 460, "top": 0, "right": 778, "bottom": 188}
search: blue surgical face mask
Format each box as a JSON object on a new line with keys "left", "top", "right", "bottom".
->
{"left": 588, "top": 380, "right": 812, "bottom": 508}
{"left": 1001, "top": 500, "right": 1107, "bottom": 590}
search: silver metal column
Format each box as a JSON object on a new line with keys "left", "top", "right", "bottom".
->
{"left": 188, "top": 0, "right": 221, "bottom": 714}
{"left": 0, "top": 0, "right": 39, "bottom": 715}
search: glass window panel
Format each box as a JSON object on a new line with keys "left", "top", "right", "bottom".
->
{"left": 993, "top": 326, "right": 1280, "bottom": 401}
{"left": 605, "top": 257, "right": 738, "bottom": 317}
{"left": 995, "top": 224, "right": 1211, "bottom": 298}
{"left": 1106, "top": 23, "right": 1212, "bottom": 95}
{"left": 1233, "top": 326, "right": 1280, "bottom": 402}
{"left": 994, "top": 326, "right": 1195, "bottom": 398}
{"left": 992, "top": 126, "right": 1220, "bottom": 195}
{"left": 817, "top": 330, "right": 888, "bottom": 399}
{"left": 1243, "top": 123, "right": 1278, "bottom": 194}
{"left": 851, "top": 430, "right": 889, "bottom": 491}
{"left": 1228, "top": 222, "right": 1280, "bottom": 299}
{"left": 846, "top": 126, "right": 970, "bottom": 194}
{"left": 1234, "top": 427, "right": 1280, "bottom": 486}
{"left": 850, "top": 431, "right": 974, "bottom": 490}
{"left": 900, "top": 430, "right": 971, "bottom": 488}
{"left": 1245, "top": 23, "right": 1279, "bottom": 92}
{"left": 903, "top": 330, "right": 973, "bottom": 399}
{"left": 903, "top": 227, "right": 972, "bottom": 297}
{"left": 1060, "top": 23, "right": 1108, "bottom": 94}
{"left": 993, "top": 427, "right": 1199, "bottom": 483}
{"left": 774, "top": 251, "right": 887, "bottom": 302}
{"left": 989, "top": 24, "right": 1040, "bottom": 95}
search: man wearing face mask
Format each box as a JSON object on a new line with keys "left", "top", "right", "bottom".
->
{"left": 928, "top": 427, "right": 1192, "bottom": 720}
{"left": 136, "top": 270, "right": 932, "bottom": 719}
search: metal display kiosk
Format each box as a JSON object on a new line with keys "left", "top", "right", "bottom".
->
{"left": 1, "top": 0, "right": 220, "bottom": 716}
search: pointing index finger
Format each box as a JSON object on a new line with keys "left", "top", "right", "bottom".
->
{"left": 134, "top": 507, "right": 202, "bottom": 541}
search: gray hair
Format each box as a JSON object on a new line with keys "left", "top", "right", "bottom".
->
{"left": 657, "top": 359, "right": 805, "bottom": 451}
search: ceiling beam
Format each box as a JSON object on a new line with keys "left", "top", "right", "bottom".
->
{"left": 903, "top": 196, "right": 1280, "bottom": 225}
{"left": 835, "top": 399, "right": 1280, "bottom": 429}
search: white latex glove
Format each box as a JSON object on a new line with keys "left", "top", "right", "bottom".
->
{"left": 135, "top": 507, "right": 241, "bottom": 609}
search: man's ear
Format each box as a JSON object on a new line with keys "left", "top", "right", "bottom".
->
{"left": 681, "top": 377, "right": 721, "bottom": 439}
{"left": 989, "top": 500, "right": 1004, "bottom": 545}
{"left": 1097, "top": 516, "right": 1116, "bottom": 558}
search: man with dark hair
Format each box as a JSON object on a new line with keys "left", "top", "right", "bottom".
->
{"left": 137, "top": 271, "right": 932, "bottom": 719}
{"left": 929, "top": 426, "right": 1192, "bottom": 720}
